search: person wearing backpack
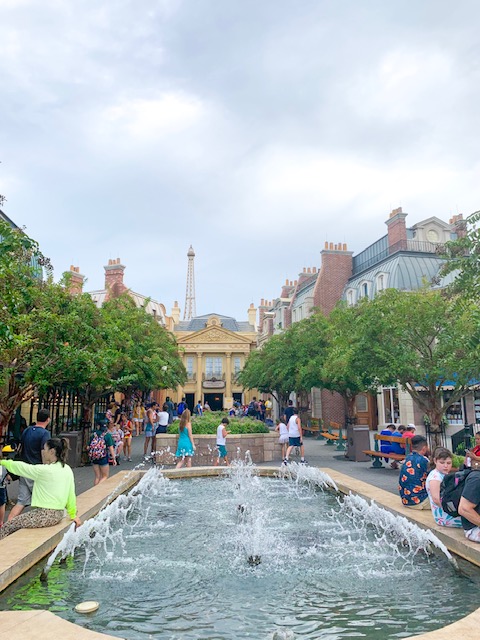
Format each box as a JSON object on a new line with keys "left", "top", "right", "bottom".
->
{"left": 458, "top": 460, "right": 480, "bottom": 542}
{"left": 89, "top": 423, "right": 116, "bottom": 486}
{"left": 425, "top": 448, "right": 461, "bottom": 527}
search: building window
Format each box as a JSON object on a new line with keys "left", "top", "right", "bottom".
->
{"left": 233, "top": 357, "right": 241, "bottom": 374}
{"left": 346, "top": 289, "right": 355, "bottom": 306}
{"left": 377, "top": 274, "right": 385, "bottom": 292}
{"left": 383, "top": 387, "right": 399, "bottom": 423}
{"left": 361, "top": 282, "right": 370, "bottom": 299}
{"left": 186, "top": 356, "right": 194, "bottom": 379}
{"left": 356, "top": 394, "right": 368, "bottom": 413}
{"left": 206, "top": 357, "right": 223, "bottom": 378}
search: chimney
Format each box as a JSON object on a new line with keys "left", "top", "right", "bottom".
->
{"left": 104, "top": 258, "right": 127, "bottom": 300}
{"left": 248, "top": 303, "right": 257, "bottom": 329}
{"left": 450, "top": 214, "right": 467, "bottom": 239}
{"left": 385, "top": 207, "right": 407, "bottom": 249}
{"left": 171, "top": 300, "right": 181, "bottom": 325}
{"left": 65, "top": 265, "right": 84, "bottom": 296}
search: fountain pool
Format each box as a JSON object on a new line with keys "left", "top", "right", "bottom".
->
{"left": 1, "top": 463, "right": 480, "bottom": 639}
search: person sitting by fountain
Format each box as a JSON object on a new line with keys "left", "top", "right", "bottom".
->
{"left": 215, "top": 418, "right": 230, "bottom": 466}
{"left": 426, "top": 447, "right": 462, "bottom": 527}
{"left": 175, "top": 409, "right": 196, "bottom": 469}
{"left": 399, "top": 435, "right": 430, "bottom": 510}
{"left": 275, "top": 418, "right": 289, "bottom": 460}
{"left": 458, "top": 459, "right": 480, "bottom": 542}
{"left": 0, "top": 437, "right": 81, "bottom": 540}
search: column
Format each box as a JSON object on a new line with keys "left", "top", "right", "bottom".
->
{"left": 225, "top": 353, "right": 232, "bottom": 401}
{"left": 196, "top": 352, "right": 203, "bottom": 404}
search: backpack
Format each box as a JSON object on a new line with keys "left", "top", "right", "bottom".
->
{"left": 440, "top": 468, "right": 477, "bottom": 517}
{"left": 88, "top": 433, "right": 107, "bottom": 461}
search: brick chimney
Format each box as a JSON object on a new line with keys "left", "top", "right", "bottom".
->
{"left": 104, "top": 258, "right": 127, "bottom": 300}
{"left": 65, "top": 265, "right": 84, "bottom": 296}
{"left": 313, "top": 242, "right": 353, "bottom": 316}
{"left": 449, "top": 214, "right": 467, "bottom": 239}
{"left": 248, "top": 303, "right": 257, "bottom": 328}
{"left": 385, "top": 207, "right": 407, "bottom": 249}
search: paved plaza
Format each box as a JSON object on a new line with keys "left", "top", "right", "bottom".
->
{"left": 3, "top": 431, "right": 400, "bottom": 512}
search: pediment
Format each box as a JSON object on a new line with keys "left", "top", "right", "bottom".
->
{"left": 177, "top": 325, "right": 253, "bottom": 345}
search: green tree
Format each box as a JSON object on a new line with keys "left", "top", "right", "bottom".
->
{"left": 315, "top": 302, "right": 390, "bottom": 423}
{"left": 239, "top": 314, "right": 329, "bottom": 408}
{"left": 0, "top": 220, "right": 96, "bottom": 436}
{"left": 363, "top": 288, "right": 480, "bottom": 446}
{"left": 441, "top": 209, "right": 480, "bottom": 299}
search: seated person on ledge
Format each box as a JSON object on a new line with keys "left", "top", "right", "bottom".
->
{"left": 0, "top": 437, "right": 81, "bottom": 540}
{"left": 458, "top": 461, "right": 480, "bottom": 542}
{"left": 426, "top": 447, "right": 462, "bottom": 527}
{"left": 398, "top": 435, "right": 430, "bottom": 510}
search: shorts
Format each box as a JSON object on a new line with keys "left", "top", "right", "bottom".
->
{"left": 404, "top": 499, "right": 430, "bottom": 511}
{"left": 145, "top": 428, "right": 153, "bottom": 437}
{"left": 464, "top": 526, "right": 480, "bottom": 542}
{"left": 91, "top": 455, "right": 109, "bottom": 467}
{"left": 17, "top": 476, "right": 34, "bottom": 506}
{"left": 289, "top": 437, "right": 302, "bottom": 447}
{"left": 279, "top": 435, "right": 289, "bottom": 444}
{"left": 155, "top": 425, "right": 168, "bottom": 435}
{"left": 217, "top": 444, "right": 228, "bottom": 458}
{"left": 0, "top": 487, "right": 6, "bottom": 507}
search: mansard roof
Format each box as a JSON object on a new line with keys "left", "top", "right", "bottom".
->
{"left": 175, "top": 313, "right": 255, "bottom": 333}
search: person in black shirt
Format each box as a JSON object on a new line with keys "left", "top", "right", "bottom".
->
{"left": 459, "top": 466, "right": 480, "bottom": 542}
{"left": 7, "top": 408, "right": 51, "bottom": 521}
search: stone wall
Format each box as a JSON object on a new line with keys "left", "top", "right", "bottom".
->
{"left": 154, "top": 432, "right": 281, "bottom": 466}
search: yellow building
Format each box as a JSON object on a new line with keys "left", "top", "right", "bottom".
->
{"left": 171, "top": 306, "right": 258, "bottom": 411}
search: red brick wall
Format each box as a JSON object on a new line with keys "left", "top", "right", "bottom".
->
{"left": 386, "top": 209, "right": 407, "bottom": 248}
{"left": 313, "top": 245, "right": 353, "bottom": 317}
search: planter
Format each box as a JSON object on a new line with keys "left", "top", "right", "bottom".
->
{"left": 154, "top": 432, "right": 281, "bottom": 466}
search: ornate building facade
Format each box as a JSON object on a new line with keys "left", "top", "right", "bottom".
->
{"left": 172, "top": 308, "right": 258, "bottom": 411}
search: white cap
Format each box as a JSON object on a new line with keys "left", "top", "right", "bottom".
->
{"left": 407, "top": 423, "right": 416, "bottom": 429}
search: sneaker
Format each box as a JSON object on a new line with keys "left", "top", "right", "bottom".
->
{"left": 300, "top": 459, "right": 308, "bottom": 465}
{"left": 128, "top": 457, "right": 132, "bottom": 462}
{"left": 283, "top": 458, "right": 289, "bottom": 465}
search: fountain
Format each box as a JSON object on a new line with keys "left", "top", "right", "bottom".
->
{"left": 1, "top": 461, "right": 480, "bottom": 639}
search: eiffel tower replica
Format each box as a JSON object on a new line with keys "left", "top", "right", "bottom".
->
{"left": 183, "top": 245, "right": 196, "bottom": 321}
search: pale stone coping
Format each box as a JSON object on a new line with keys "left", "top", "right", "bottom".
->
{"left": 0, "top": 470, "right": 142, "bottom": 592}
{"left": 1, "top": 465, "right": 480, "bottom": 640}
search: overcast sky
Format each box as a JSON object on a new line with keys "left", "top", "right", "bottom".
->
{"left": 1, "top": 1, "right": 479, "bottom": 321}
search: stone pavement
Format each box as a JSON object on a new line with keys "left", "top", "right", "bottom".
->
{"left": 5, "top": 431, "right": 400, "bottom": 507}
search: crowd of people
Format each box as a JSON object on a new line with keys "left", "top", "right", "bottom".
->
{"left": 4, "top": 401, "right": 480, "bottom": 555}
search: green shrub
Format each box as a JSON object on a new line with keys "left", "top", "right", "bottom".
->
{"left": 451, "top": 454, "right": 465, "bottom": 470}
{"left": 167, "top": 411, "right": 269, "bottom": 435}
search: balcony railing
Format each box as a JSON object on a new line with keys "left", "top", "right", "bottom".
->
{"left": 352, "top": 239, "right": 444, "bottom": 276}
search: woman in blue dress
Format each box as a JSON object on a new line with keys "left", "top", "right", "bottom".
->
{"left": 175, "top": 409, "right": 196, "bottom": 468}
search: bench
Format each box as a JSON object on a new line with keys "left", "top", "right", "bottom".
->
{"left": 303, "top": 418, "right": 322, "bottom": 439}
{"left": 320, "top": 421, "right": 347, "bottom": 451}
{"left": 363, "top": 434, "right": 412, "bottom": 469}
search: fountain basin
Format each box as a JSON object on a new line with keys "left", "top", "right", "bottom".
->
{"left": 2, "top": 466, "right": 480, "bottom": 639}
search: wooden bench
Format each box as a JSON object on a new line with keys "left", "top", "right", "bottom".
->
{"left": 363, "top": 434, "right": 412, "bottom": 469}
{"left": 320, "top": 421, "right": 347, "bottom": 451}
{"left": 303, "top": 418, "right": 322, "bottom": 438}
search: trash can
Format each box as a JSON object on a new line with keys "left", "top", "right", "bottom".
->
{"left": 58, "top": 431, "right": 83, "bottom": 468}
{"left": 345, "top": 426, "right": 371, "bottom": 462}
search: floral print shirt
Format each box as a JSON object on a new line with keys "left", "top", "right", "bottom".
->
{"left": 399, "top": 452, "right": 428, "bottom": 506}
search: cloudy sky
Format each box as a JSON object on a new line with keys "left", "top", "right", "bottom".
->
{"left": 1, "top": 0, "right": 479, "bottom": 321}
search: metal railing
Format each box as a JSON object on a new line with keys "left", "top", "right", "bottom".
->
{"left": 353, "top": 239, "right": 443, "bottom": 276}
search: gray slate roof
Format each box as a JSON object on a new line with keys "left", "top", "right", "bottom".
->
{"left": 345, "top": 253, "right": 444, "bottom": 295}
{"left": 176, "top": 313, "right": 255, "bottom": 332}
